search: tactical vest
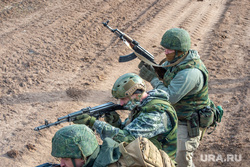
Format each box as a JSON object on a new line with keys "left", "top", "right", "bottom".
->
{"left": 140, "top": 99, "right": 178, "bottom": 160}
{"left": 163, "top": 58, "right": 210, "bottom": 121}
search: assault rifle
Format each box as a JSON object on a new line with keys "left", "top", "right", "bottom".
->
{"left": 102, "top": 20, "right": 166, "bottom": 79}
{"left": 102, "top": 20, "right": 157, "bottom": 65}
{"left": 36, "top": 163, "right": 60, "bottom": 167}
{"left": 34, "top": 102, "right": 125, "bottom": 131}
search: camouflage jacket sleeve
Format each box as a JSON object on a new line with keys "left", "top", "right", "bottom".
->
{"left": 93, "top": 111, "right": 172, "bottom": 143}
{"left": 93, "top": 120, "right": 136, "bottom": 143}
{"left": 151, "top": 68, "right": 203, "bottom": 104}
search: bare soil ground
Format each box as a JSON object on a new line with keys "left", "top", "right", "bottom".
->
{"left": 0, "top": 0, "right": 249, "bottom": 166}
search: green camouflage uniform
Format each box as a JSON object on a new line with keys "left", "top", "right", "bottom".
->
{"left": 162, "top": 51, "right": 211, "bottom": 120}
{"left": 142, "top": 28, "right": 215, "bottom": 167}
{"left": 151, "top": 50, "right": 211, "bottom": 167}
{"left": 93, "top": 89, "right": 178, "bottom": 159}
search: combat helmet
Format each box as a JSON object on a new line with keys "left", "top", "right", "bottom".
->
{"left": 160, "top": 28, "right": 191, "bottom": 52}
{"left": 51, "top": 124, "right": 98, "bottom": 159}
{"left": 112, "top": 73, "right": 146, "bottom": 99}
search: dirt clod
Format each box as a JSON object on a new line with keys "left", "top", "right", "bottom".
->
{"left": 7, "top": 150, "right": 20, "bottom": 158}
{"left": 26, "top": 143, "right": 36, "bottom": 151}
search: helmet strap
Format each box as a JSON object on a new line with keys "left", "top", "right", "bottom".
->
{"left": 71, "top": 158, "right": 77, "bottom": 167}
{"left": 174, "top": 50, "right": 179, "bottom": 59}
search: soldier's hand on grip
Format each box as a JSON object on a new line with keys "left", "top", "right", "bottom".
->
{"left": 73, "top": 114, "right": 96, "bottom": 127}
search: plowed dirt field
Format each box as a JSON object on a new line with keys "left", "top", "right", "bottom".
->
{"left": 0, "top": 0, "right": 249, "bottom": 166}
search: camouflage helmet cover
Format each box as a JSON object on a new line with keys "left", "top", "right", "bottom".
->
{"left": 112, "top": 73, "right": 146, "bottom": 99}
{"left": 51, "top": 124, "right": 98, "bottom": 159}
{"left": 160, "top": 28, "right": 191, "bottom": 52}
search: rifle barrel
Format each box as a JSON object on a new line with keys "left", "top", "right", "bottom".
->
{"left": 34, "top": 119, "right": 68, "bottom": 131}
{"left": 34, "top": 102, "right": 124, "bottom": 131}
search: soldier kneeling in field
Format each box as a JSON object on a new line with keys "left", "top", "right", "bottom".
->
{"left": 73, "top": 73, "right": 178, "bottom": 161}
{"left": 49, "top": 124, "right": 175, "bottom": 167}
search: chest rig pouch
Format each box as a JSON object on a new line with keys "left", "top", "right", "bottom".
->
{"left": 187, "top": 112, "right": 200, "bottom": 138}
{"left": 198, "top": 106, "right": 214, "bottom": 128}
{"left": 197, "top": 105, "right": 224, "bottom": 140}
{"left": 187, "top": 105, "right": 223, "bottom": 138}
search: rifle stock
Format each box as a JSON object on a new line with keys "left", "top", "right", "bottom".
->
{"left": 34, "top": 102, "right": 125, "bottom": 131}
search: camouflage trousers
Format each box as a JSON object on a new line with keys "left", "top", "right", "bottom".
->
{"left": 175, "top": 122, "right": 202, "bottom": 167}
